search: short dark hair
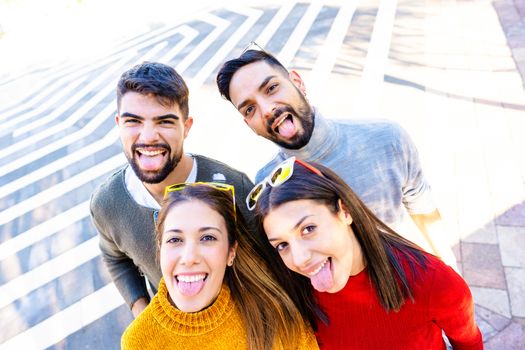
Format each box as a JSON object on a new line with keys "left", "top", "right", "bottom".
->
{"left": 217, "top": 49, "right": 289, "bottom": 102}
{"left": 117, "top": 61, "right": 189, "bottom": 119}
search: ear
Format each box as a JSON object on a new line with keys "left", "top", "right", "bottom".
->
{"left": 227, "top": 241, "right": 238, "bottom": 266}
{"left": 115, "top": 114, "right": 120, "bottom": 126}
{"left": 289, "top": 70, "right": 306, "bottom": 96}
{"left": 183, "top": 116, "right": 194, "bottom": 138}
{"left": 337, "top": 199, "right": 353, "bottom": 225}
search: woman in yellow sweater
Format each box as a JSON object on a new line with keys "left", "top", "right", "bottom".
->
{"left": 121, "top": 182, "right": 318, "bottom": 350}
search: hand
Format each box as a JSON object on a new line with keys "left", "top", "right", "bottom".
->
{"left": 131, "top": 297, "right": 149, "bottom": 318}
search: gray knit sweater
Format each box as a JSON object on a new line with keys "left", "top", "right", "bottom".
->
{"left": 90, "top": 154, "right": 254, "bottom": 308}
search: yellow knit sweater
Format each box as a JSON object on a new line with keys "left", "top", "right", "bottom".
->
{"left": 121, "top": 278, "right": 319, "bottom": 350}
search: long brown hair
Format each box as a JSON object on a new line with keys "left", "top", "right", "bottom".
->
{"left": 253, "top": 161, "right": 428, "bottom": 313}
{"left": 155, "top": 184, "right": 306, "bottom": 350}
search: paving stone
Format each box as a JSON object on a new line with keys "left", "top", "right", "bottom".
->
{"left": 505, "top": 267, "right": 525, "bottom": 317}
{"left": 497, "top": 225, "right": 525, "bottom": 267}
{"left": 471, "top": 287, "right": 511, "bottom": 318}
{"left": 476, "top": 304, "right": 512, "bottom": 331}
{"left": 461, "top": 242, "right": 506, "bottom": 289}
{"left": 484, "top": 322, "right": 525, "bottom": 350}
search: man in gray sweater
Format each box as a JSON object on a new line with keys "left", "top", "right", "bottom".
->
{"left": 90, "top": 62, "right": 254, "bottom": 317}
{"left": 216, "top": 49, "right": 457, "bottom": 269}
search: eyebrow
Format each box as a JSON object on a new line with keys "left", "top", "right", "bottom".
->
{"left": 236, "top": 75, "right": 277, "bottom": 111}
{"left": 267, "top": 215, "right": 311, "bottom": 242}
{"left": 120, "top": 112, "right": 180, "bottom": 121}
{"left": 164, "top": 226, "right": 223, "bottom": 235}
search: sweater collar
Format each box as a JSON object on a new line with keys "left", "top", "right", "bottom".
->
{"left": 280, "top": 108, "right": 340, "bottom": 160}
{"left": 153, "top": 278, "right": 235, "bottom": 335}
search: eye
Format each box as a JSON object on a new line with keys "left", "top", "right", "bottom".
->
{"left": 244, "top": 105, "right": 255, "bottom": 117}
{"left": 302, "top": 225, "right": 316, "bottom": 235}
{"left": 166, "top": 236, "right": 182, "bottom": 244}
{"left": 201, "top": 234, "right": 217, "bottom": 242}
{"left": 267, "top": 83, "right": 278, "bottom": 94}
{"left": 275, "top": 242, "right": 288, "bottom": 252}
{"left": 124, "top": 118, "right": 140, "bottom": 124}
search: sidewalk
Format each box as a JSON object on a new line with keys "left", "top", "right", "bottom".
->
{"left": 373, "top": 0, "right": 525, "bottom": 347}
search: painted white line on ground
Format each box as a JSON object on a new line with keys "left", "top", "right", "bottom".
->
{"left": 277, "top": 0, "right": 324, "bottom": 68}
{"left": 15, "top": 41, "right": 168, "bottom": 137}
{"left": 255, "top": 2, "right": 296, "bottom": 48}
{"left": 352, "top": 0, "right": 397, "bottom": 117}
{"left": 157, "top": 26, "right": 199, "bottom": 64}
{"left": 0, "top": 153, "right": 126, "bottom": 226}
{"left": 0, "top": 283, "right": 124, "bottom": 350}
{"left": 0, "top": 100, "right": 116, "bottom": 177}
{"left": 309, "top": 1, "right": 358, "bottom": 103}
{"left": 0, "top": 237, "right": 99, "bottom": 309}
{"left": 1, "top": 24, "right": 194, "bottom": 127}
{"left": 0, "top": 127, "right": 118, "bottom": 199}
{"left": 0, "top": 201, "right": 90, "bottom": 261}
{"left": 8, "top": 55, "right": 132, "bottom": 138}
{"left": 190, "top": 6, "right": 262, "bottom": 88}
{"left": 177, "top": 13, "right": 229, "bottom": 74}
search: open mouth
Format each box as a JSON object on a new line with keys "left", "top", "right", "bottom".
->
{"left": 273, "top": 113, "right": 296, "bottom": 138}
{"left": 308, "top": 257, "right": 334, "bottom": 292}
{"left": 135, "top": 147, "right": 168, "bottom": 171}
{"left": 176, "top": 273, "right": 208, "bottom": 297}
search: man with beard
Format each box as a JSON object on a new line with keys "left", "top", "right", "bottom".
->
{"left": 216, "top": 49, "right": 457, "bottom": 269}
{"left": 90, "top": 62, "right": 254, "bottom": 317}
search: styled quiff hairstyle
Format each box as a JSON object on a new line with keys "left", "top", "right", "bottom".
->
{"left": 155, "top": 184, "right": 308, "bottom": 350}
{"left": 253, "top": 160, "right": 428, "bottom": 313}
{"left": 216, "top": 49, "right": 289, "bottom": 102}
{"left": 117, "top": 61, "right": 189, "bottom": 119}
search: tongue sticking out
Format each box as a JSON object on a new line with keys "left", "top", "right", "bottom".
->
{"left": 310, "top": 259, "right": 333, "bottom": 292}
{"left": 178, "top": 279, "right": 205, "bottom": 297}
{"left": 277, "top": 117, "right": 296, "bottom": 138}
{"left": 138, "top": 153, "right": 165, "bottom": 171}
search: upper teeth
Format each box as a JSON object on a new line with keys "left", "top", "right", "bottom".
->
{"left": 177, "top": 274, "right": 206, "bottom": 282}
{"left": 275, "top": 115, "right": 288, "bottom": 128}
{"left": 137, "top": 149, "right": 163, "bottom": 156}
{"left": 309, "top": 259, "right": 328, "bottom": 276}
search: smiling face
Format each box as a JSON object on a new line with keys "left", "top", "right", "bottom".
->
{"left": 228, "top": 61, "right": 314, "bottom": 150}
{"left": 263, "top": 199, "right": 365, "bottom": 293}
{"left": 160, "top": 199, "right": 236, "bottom": 312}
{"left": 117, "top": 91, "right": 192, "bottom": 184}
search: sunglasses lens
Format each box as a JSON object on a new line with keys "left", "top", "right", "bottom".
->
{"left": 247, "top": 183, "right": 264, "bottom": 210}
{"left": 269, "top": 165, "right": 292, "bottom": 186}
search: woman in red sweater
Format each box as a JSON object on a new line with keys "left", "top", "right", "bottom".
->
{"left": 249, "top": 157, "right": 483, "bottom": 350}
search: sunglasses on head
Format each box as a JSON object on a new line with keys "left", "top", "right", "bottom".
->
{"left": 164, "top": 182, "right": 237, "bottom": 220}
{"left": 246, "top": 157, "right": 323, "bottom": 211}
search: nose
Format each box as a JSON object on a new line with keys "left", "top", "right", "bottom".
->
{"left": 180, "top": 242, "right": 200, "bottom": 266}
{"left": 259, "top": 99, "right": 276, "bottom": 121}
{"left": 290, "top": 242, "right": 311, "bottom": 269}
{"left": 139, "top": 121, "right": 160, "bottom": 143}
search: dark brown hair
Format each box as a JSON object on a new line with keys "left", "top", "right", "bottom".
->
{"left": 117, "top": 61, "right": 189, "bottom": 119}
{"left": 253, "top": 161, "right": 428, "bottom": 313}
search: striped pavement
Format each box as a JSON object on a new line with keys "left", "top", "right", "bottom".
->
{"left": 1, "top": 0, "right": 524, "bottom": 349}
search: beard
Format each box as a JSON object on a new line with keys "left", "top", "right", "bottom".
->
{"left": 126, "top": 143, "right": 182, "bottom": 184}
{"left": 265, "top": 88, "right": 314, "bottom": 150}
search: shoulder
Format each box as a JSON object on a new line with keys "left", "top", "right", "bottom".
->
{"left": 193, "top": 154, "right": 251, "bottom": 182}
{"left": 90, "top": 166, "right": 127, "bottom": 213}
{"left": 254, "top": 152, "right": 287, "bottom": 183}
{"left": 121, "top": 305, "right": 158, "bottom": 349}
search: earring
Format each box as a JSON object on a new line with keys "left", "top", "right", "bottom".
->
{"left": 228, "top": 255, "right": 235, "bottom": 266}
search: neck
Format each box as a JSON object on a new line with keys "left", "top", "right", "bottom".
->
{"left": 143, "top": 154, "right": 193, "bottom": 204}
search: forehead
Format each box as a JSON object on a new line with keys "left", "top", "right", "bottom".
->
{"left": 120, "top": 91, "right": 182, "bottom": 116}
{"left": 228, "top": 61, "right": 286, "bottom": 104}
{"left": 264, "top": 200, "right": 324, "bottom": 234}
{"left": 163, "top": 200, "right": 226, "bottom": 233}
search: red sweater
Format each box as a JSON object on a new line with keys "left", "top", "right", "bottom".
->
{"left": 315, "top": 253, "right": 483, "bottom": 350}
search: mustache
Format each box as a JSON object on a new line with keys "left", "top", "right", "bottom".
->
{"left": 132, "top": 143, "right": 171, "bottom": 153}
{"left": 269, "top": 106, "right": 297, "bottom": 126}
